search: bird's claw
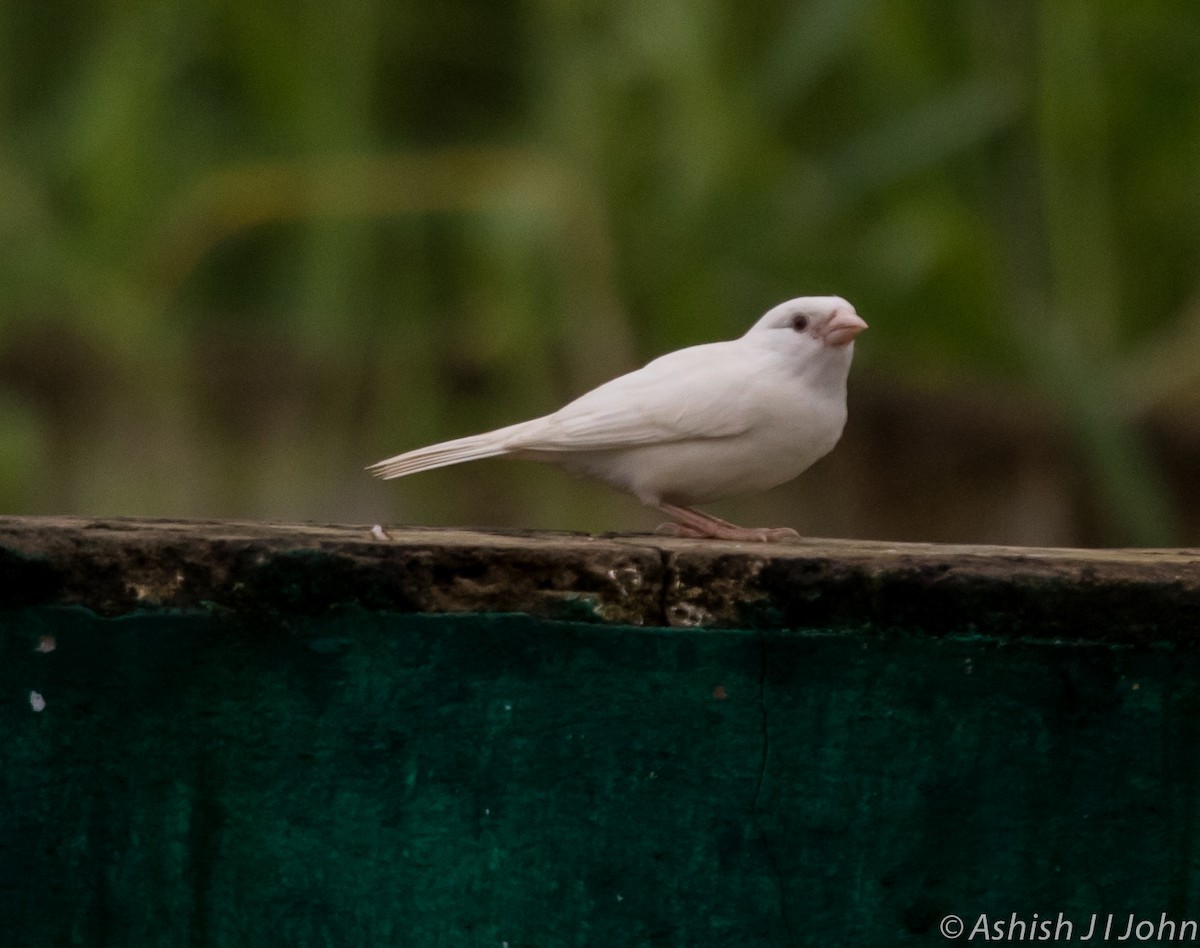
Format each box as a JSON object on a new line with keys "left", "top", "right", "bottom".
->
{"left": 755, "top": 527, "right": 802, "bottom": 543}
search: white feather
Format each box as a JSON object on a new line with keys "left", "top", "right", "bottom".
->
{"left": 365, "top": 420, "right": 535, "bottom": 479}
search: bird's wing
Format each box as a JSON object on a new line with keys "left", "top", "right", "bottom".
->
{"left": 369, "top": 341, "right": 764, "bottom": 478}
{"left": 511, "top": 342, "right": 759, "bottom": 453}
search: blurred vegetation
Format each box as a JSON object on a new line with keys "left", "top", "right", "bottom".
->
{"left": 1, "top": 0, "right": 1198, "bottom": 545}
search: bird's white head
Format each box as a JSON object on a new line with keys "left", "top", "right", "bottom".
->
{"left": 745, "top": 296, "right": 868, "bottom": 348}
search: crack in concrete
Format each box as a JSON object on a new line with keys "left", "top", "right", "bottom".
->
{"left": 753, "top": 631, "right": 797, "bottom": 947}
{"left": 657, "top": 548, "right": 673, "bottom": 627}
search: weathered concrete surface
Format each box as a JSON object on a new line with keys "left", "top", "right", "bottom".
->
{"left": 3, "top": 517, "right": 1200, "bottom": 947}
{"left": 0, "top": 516, "right": 1197, "bottom": 640}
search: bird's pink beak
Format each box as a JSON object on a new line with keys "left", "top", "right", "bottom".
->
{"left": 824, "top": 310, "right": 868, "bottom": 347}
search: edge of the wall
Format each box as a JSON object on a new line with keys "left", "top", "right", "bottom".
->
{"left": 0, "top": 516, "right": 1197, "bottom": 642}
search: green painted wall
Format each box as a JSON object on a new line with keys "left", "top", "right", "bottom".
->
{"left": 2, "top": 604, "right": 1194, "bottom": 946}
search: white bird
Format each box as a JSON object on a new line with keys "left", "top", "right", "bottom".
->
{"left": 368, "top": 296, "right": 867, "bottom": 541}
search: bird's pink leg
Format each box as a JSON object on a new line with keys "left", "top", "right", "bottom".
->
{"left": 654, "top": 504, "right": 800, "bottom": 543}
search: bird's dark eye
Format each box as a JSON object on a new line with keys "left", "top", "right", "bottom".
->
{"left": 791, "top": 314, "right": 810, "bottom": 332}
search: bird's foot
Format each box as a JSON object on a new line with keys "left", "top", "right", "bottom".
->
{"left": 654, "top": 504, "right": 801, "bottom": 543}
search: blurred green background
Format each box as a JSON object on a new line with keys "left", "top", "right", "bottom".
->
{"left": 1, "top": 0, "right": 1198, "bottom": 546}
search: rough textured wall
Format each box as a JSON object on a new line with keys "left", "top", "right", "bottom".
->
{"left": 1, "top": 518, "right": 1198, "bottom": 946}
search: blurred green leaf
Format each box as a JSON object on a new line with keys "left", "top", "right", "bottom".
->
{"left": 0, "top": 0, "right": 1195, "bottom": 542}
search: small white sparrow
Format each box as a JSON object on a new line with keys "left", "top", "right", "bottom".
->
{"left": 369, "top": 296, "right": 866, "bottom": 541}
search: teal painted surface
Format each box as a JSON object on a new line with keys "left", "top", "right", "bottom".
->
{"left": 1, "top": 607, "right": 1195, "bottom": 946}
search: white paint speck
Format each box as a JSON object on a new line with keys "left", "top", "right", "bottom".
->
{"left": 30, "top": 691, "right": 46, "bottom": 712}
{"left": 370, "top": 524, "right": 391, "bottom": 541}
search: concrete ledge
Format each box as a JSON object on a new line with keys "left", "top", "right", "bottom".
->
{"left": 4, "top": 516, "right": 1200, "bottom": 945}
{"left": 0, "top": 516, "right": 1196, "bottom": 641}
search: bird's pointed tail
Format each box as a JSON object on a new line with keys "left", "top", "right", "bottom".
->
{"left": 366, "top": 421, "right": 531, "bottom": 480}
